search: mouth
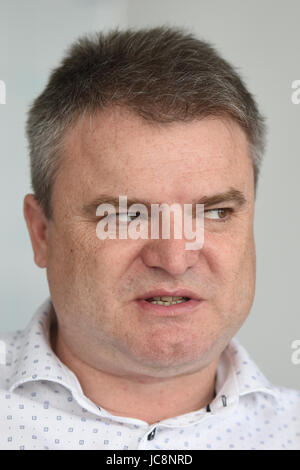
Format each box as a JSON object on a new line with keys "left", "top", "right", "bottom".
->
{"left": 136, "top": 289, "right": 203, "bottom": 317}
{"left": 145, "top": 295, "right": 190, "bottom": 306}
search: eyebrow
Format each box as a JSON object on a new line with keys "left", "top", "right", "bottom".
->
{"left": 82, "top": 188, "right": 247, "bottom": 216}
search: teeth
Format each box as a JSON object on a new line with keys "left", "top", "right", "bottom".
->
{"left": 151, "top": 296, "right": 184, "bottom": 301}
{"left": 146, "top": 296, "right": 189, "bottom": 306}
{"left": 160, "top": 296, "right": 183, "bottom": 301}
{"left": 150, "top": 300, "right": 186, "bottom": 305}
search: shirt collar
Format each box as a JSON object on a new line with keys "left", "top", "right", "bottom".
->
{"left": 8, "top": 297, "right": 83, "bottom": 396}
{"left": 222, "top": 337, "right": 279, "bottom": 400}
{"left": 207, "top": 335, "right": 279, "bottom": 419}
{"left": 8, "top": 297, "right": 279, "bottom": 418}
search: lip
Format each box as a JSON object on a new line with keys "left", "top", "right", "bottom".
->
{"left": 136, "top": 288, "right": 203, "bottom": 317}
{"left": 137, "top": 288, "right": 202, "bottom": 301}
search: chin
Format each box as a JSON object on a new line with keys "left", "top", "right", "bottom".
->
{"left": 128, "top": 335, "right": 219, "bottom": 376}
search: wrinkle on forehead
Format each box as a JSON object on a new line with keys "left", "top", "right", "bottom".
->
{"left": 64, "top": 107, "right": 249, "bottom": 166}
{"left": 56, "top": 106, "right": 253, "bottom": 212}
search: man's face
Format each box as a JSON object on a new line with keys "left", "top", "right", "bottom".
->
{"left": 26, "top": 107, "right": 256, "bottom": 378}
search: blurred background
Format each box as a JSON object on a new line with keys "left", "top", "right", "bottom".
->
{"left": 0, "top": 0, "right": 299, "bottom": 388}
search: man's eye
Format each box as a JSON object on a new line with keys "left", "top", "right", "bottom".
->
{"left": 204, "top": 208, "right": 233, "bottom": 221}
{"left": 115, "top": 212, "right": 142, "bottom": 223}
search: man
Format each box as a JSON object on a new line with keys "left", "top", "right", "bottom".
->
{"left": 1, "top": 26, "right": 299, "bottom": 450}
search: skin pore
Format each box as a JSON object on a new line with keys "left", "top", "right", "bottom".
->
{"left": 23, "top": 106, "right": 256, "bottom": 425}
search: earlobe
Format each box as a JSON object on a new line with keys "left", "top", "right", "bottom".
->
{"left": 23, "top": 194, "right": 49, "bottom": 268}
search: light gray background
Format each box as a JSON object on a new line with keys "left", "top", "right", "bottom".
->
{"left": 0, "top": 0, "right": 299, "bottom": 388}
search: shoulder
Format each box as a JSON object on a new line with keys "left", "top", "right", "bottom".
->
{"left": 272, "top": 384, "right": 300, "bottom": 414}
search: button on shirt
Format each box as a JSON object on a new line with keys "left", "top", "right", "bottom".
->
{"left": 0, "top": 297, "right": 299, "bottom": 450}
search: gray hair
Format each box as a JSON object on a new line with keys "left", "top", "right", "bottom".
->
{"left": 26, "top": 25, "right": 267, "bottom": 219}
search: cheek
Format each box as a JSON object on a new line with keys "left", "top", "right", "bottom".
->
{"left": 46, "top": 224, "right": 99, "bottom": 296}
{"left": 235, "top": 232, "right": 256, "bottom": 303}
{"left": 205, "top": 230, "right": 256, "bottom": 315}
{"left": 48, "top": 227, "right": 136, "bottom": 303}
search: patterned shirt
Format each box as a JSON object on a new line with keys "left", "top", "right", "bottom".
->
{"left": 0, "top": 297, "right": 299, "bottom": 450}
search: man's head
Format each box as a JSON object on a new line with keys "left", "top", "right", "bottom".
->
{"left": 24, "top": 26, "right": 265, "bottom": 379}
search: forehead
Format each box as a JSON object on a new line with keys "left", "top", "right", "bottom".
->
{"left": 56, "top": 107, "right": 253, "bottom": 206}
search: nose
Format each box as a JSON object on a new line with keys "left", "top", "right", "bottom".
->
{"left": 140, "top": 237, "right": 200, "bottom": 276}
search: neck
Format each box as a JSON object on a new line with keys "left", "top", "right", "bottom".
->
{"left": 50, "top": 321, "right": 219, "bottom": 425}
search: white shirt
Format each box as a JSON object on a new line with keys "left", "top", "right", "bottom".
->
{"left": 0, "top": 297, "right": 299, "bottom": 450}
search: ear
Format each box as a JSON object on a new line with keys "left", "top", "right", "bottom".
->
{"left": 23, "top": 194, "right": 49, "bottom": 268}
